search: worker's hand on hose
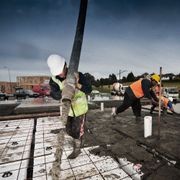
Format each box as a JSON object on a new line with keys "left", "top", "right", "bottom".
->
{"left": 62, "top": 80, "right": 75, "bottom": 100}
{"left": 74, "top": 72, "right": 79, "bottom": 82}
{"left": 74, "top": 72, "right": 82, "bottom": 89}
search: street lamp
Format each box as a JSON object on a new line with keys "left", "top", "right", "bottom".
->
{"left": 4, "top": 66, "right": 12, "bottom": 93}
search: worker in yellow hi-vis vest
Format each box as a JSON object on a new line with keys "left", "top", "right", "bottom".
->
{"left": 47, "top": 54, "right": 92, "bottom": 159}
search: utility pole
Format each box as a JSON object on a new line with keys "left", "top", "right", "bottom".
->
{"left": 4, "top": 66, "right": 12, "bottom": 94}
{"left": 117, "top": 69, "right": 127, "bottom": 82}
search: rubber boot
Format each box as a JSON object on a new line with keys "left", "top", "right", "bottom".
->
{"left": 162, "top": 108, "right": 167, "bottom": 115}
{"left": 67, "top": 139, "right": 81, "bottom": 159}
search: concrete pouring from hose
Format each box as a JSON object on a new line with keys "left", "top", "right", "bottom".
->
{"left": 47, "top": 0, "right": 88, "bottom": 179}
{"left": 61, "top": 72, "right": 80, "bottom": 103}
{"left": 62, "top": 79, "right": 76, "bottom": 101}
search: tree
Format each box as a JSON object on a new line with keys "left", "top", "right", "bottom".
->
{"left": 109, "top": 74, "right": 117, "bottom": 84}
{"left": 95, "top": 79, "right": 101, "bottom": 87}
{"left": 84, "top": 73, "right": 95, "bottom": 85}
{"left": 122, "top": 76, "right": 127, "bottom": 83}
{"left": 127, "top": 72, "right": 135, "bottom": 82}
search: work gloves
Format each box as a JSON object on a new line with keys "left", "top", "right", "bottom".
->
{"left": 74, "top": 72, "right": 82, "bottom": 90}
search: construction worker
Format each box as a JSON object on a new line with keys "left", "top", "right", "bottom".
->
{"left": 153, "top": 83, "right": 164, "bottom": 97}
{"left": 113, "top": 74, "right": 160, "bottom": 119}
{"left": 47, "top": 54, "right": 92, "bottom": 159}
{"left": 150, "top": 96, "right": 175, "bottom": 114}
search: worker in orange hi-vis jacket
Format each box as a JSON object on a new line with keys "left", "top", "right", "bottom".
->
{"left": 153, "top": 82, "right": 165, "bottom": 97}
{"left": 150, "top": 96, "right": 175, "bottom": 114}
{"left": 112, "top": 74, "right": 160, "bottom": 120}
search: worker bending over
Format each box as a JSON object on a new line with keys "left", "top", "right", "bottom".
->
{"left": 47, "top": 54, "right": 92, "bottom": 159}
{"left": 113, "top": 74, "right": 160, "bottom": 119}
{"left": 150, "top": 96, "right": 175, "bottom": 114}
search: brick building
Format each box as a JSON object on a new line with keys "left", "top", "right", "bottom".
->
{"left": 0, "top": 81, "right": 17, "bottom": 94}
{"left": 16, "top": 76, "right": 50, "bottom": 90}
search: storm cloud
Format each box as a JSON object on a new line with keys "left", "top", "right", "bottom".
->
{"left": 0, "top": 0, "right": 180, "bottom": 81}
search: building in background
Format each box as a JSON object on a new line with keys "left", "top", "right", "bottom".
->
{"left": 16, "top": 76, "right": 50, "bottom": 90}
{"left": 0, "top": 81, "right": 17, "bottom": 94}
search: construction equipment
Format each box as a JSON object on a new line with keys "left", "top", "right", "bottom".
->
{"left": 51, "top": 0, "right": 88, "bottom": 179}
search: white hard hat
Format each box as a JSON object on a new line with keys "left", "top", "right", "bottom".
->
{"left": 113, "top": 83, "right": 122, "bottom": 92}
{"left": 47, "top": 54, "right": 66, "bottom": 76}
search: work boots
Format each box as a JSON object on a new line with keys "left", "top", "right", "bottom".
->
{"left": 67, "top": 139, "right": 81, "bottom": 159}
{"left": 150, "top": 107, "right": 153, "bottom": 114}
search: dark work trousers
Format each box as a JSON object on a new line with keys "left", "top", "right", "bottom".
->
{"left": 116, "top": 92, "right": 141, "bottom": 117}
{"left": 150, "top": 104, "right": 167, "bottom": 114}
{"left": 150, "top": 104, "right": 157, "bottom": 114}
{"left": 66, "top": 114, "right": 86, "bottom": 139}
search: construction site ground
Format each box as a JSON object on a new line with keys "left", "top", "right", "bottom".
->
{"left": 0, "top": 102, "right": 180, "bottom": 180}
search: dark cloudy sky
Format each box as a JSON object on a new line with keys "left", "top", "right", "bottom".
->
{"left": 0, "top": 0, "right": 180, "bottom": 81}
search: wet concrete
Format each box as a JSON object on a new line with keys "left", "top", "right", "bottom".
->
{"left": 0, "top": 97, "right": 150, "bottom": 116}
{"left": 0, "top": 101, "right": 20, "bottom": 116}
{"left": 84, "top": 108, "right": 180, "bottom": 180}
{"left": 0, "top": 102, "right": 180, "bottom": 179}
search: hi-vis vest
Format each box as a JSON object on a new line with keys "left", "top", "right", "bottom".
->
{"left": 52, "top": 76, "right": 88, "bottom": 117}
{"left": 130, "top": 79, "right": 144, "bottom": 98}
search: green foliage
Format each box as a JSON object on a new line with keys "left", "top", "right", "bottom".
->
{"left": 84, "top": 72, "right": 180, "bottom": 90}
{"left": 126, "top": 72, "right": 135, "bottom": 82}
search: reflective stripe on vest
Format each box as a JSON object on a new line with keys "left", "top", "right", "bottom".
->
{"left": 52, "top": 76, "right": 88, "bottom": 117}
{"left": 130, "top": 79, "right": 144, "bottom": 98}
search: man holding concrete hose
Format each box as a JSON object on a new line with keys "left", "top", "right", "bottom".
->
{"left": 47, "top": 54, "right": 92, "bottom": 159}
{"left": 113, "top": 74, "right": 160, "bottom": 120}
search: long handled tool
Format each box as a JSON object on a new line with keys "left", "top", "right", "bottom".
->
{"left": 157, "top": 67, "right": 162, "bottom": 139}
{"left": 51, "top": 1, "right": 88, "bottom": 179}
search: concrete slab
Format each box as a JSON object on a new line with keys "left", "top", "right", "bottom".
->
{"left": 0, "top": 101, "right": 20, "bottom": 116}
{"left": 1, "top": 107, "right": 180, "bottom": 179}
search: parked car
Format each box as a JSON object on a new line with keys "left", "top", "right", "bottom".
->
{"left": 163, "top": 87, "right": 179, "bottom": 101}
{"left": 0, "top": 91, "right": 8, "bottom": 101}
{"left": 14, "top": 88, "right": 39, "bottom": 99}
{"left": 25, "top": 90, "right": 39, "bottom": 98}
{"left": 32, "top": 84, "right": 50, "bottom": 96}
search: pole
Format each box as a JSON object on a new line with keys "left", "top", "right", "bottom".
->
{"left": 7, "top": 68, "right": 12, "bottom": 93}
{"left": 158, "top": 67, "right": 162, "bottom": 139}
{"left": 51, "top": 1, "right": 88, "bottom": 179}
{"left": 4, "top": 66, "right": 12, "bottom": 93}
{"left": 117, "top": 69, "right": 127, "bottom": 82}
